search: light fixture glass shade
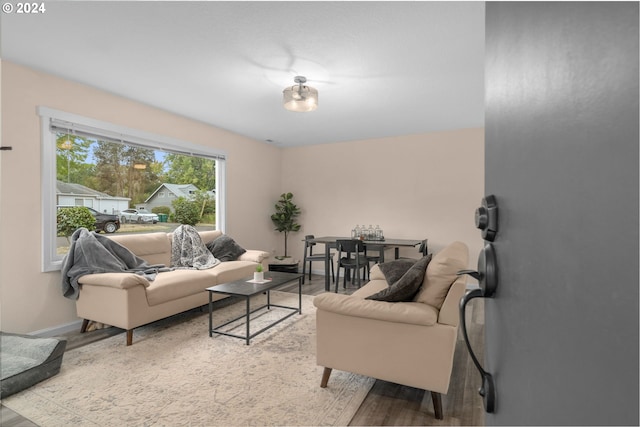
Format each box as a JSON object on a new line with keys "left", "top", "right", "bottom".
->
{"left": 283, "top": 78, "right": 318, "bottom": 112}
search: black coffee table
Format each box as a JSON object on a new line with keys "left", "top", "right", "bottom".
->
{"left": 206, "top": 271, "right": 303, "bottom": 345}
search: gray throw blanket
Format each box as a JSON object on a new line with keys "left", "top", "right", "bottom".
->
{"left": 171, "top": 224, "right": 220, "bottom": 270}
{"left": 61, "top": 228, "right": 169, "bottom": 300}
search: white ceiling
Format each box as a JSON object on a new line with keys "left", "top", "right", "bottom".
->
{"left": 1, "top": 1, "right": 485, "bottom": 147}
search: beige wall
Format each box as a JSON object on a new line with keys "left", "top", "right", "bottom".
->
{"left": 0, "top": 61, "right": 281, "bottom": 334}
{"left": 280, "top": 129, "right": 485, "bottom": 274}
{"left": 0, "top": 61, "right": 484, "bottom": 335}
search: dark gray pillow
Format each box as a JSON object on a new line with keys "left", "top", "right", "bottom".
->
{"left": 206, "top": 235, "right": 246, "bottom": 262}
{"left": 377, "top": 258, "right": 418, "bottom": 285}
{"left": 365, "top": 255, "right": 432, "bottom": 302}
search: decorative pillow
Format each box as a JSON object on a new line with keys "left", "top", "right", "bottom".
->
{"left": 206, "top": 235, "right": 246, "bottom": 262}
{"left": 365, "top": 255, "right": 432, "bottom": 302}
{"left": 413, "top": 241, "right": 468, "bottom": 309}
{"left": 377, "top": 258, "right": 418, "bottom": 285}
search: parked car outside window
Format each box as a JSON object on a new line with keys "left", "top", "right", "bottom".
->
{"left": 120, "top": 208, "right": 159, "bottom": 224}
{"left": 57, "top": 206, "right": 120, "bottom": 234}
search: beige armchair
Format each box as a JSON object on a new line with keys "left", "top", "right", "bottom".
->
{"left": 313, "top": 241, "right": 469, "bottom": 419}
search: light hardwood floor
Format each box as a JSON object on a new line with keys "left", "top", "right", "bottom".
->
{"left": 1, "top": 274, "right": 485, "bottom": 426}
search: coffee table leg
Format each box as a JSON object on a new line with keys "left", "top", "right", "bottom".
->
{"left": 245, "top": 297, "right": 250, "bottom": 345}
{"left": 208, "top": 291, "right": 213, "bottom": 337}
{"left": 298, "top": 276, "right": 302, "bottom": 314}
{"left": 324, "top": 244, "right": 330, "bottom": 291}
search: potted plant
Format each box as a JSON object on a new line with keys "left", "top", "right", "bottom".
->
{"left": 270, "top": 192, "right": 301, "bottom": 259}
{"left": 254, "top": 264, "right": 264, "bottom": 282}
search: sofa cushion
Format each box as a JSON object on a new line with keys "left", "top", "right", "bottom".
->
{"left": 108, "top": 232, "right": 171, "bottom": 266}
{"left": 314, "top": 292, "right": 439, "bottom": 326}
{"left": 145, "top": 269, "right": 218, "bottom": 306}
{"left": 413, "top": 241, "right": 469, "bottom": 309}
{"left": 365, "top": 255, "right": 431, "bottom": 302}
{"left": 206, "top": 234, "right": 246, "bottom": 261}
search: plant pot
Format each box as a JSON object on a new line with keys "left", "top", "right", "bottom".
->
{"left": 254, "top": 272, "right": 264, "bottom": 282}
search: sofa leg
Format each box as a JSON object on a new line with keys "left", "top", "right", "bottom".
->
{"left": 126, "top": 329, "right": 133, "bottom": 346}
{"left": 431, "top": 391, "right": 443, "bottom": 420}
{"left": 320, "top": 367, "right": 332, "bottom": 388}
{"left": 80, "top": 319, "right": 90, "bottom": 333}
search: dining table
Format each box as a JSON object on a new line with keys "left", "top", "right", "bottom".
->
{"left": 307, "top": 236, "right": 424, "bottom": 291}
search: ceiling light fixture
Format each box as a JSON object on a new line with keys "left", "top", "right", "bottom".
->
{"left": 283, "top": 76, "right": 318, "bottom": 112}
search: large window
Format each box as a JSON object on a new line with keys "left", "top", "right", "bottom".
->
{"left": 39, "top": 107, "right": 227, "bottom": 272}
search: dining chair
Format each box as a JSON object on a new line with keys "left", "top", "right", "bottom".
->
{"left": 335, "top": 239, "right": 368, "bottom": 292}
{"left": 364, "top": 244, "right": 384, "bottom": 280}
{"left": 399, "top": 238, "right": 429, "bottom": 260}
{"left": 302, "top": 235, "right": 335, "bottom": 285}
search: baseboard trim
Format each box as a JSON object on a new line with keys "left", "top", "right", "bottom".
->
{"left": 30, "top": 319, "right": 83, "bottom": 338}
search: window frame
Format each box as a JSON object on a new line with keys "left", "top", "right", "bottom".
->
{"left": 39, "top": 107, "right": 227, "bottom": 272}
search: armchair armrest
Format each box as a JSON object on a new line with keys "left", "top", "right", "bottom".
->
{"left": 313, "top": 293, "right": 438, "bottom": 326}
{"left": 238, "top": 250, "right": 270, "bottom": 263}
{"left": 78, "top": 273, "right": 150, "bottom": 290}
{"left": 438, "top": 277, "right": 467, "bottom": 327}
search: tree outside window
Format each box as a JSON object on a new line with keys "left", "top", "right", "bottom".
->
{"left": 55, "top": 135, "right": 218, "bottom": 255}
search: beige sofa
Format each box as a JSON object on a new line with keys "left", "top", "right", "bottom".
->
{"left": 313, "top": 241, "right": 469, "bottom": 419}
{"left": 76, "top": 230, "right": 270, "bottom": 345}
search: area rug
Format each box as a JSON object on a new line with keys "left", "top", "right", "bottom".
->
{"left": 2, "top": 292, "right": 374, "bottom": 426}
